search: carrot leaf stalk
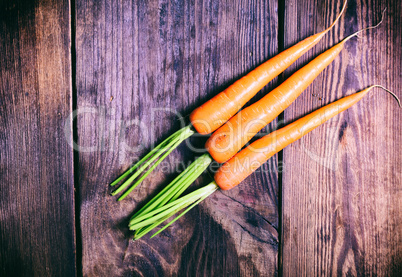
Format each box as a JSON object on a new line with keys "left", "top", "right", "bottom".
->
{"left": 131, "top": 154, "right": 212, "bottom": 219}
{"left": 127, "top": 154, "right": 212, "bottom": 238}
{"left": 110, "top": 125, "right": 195, "bottom": 201}
{"left": 130, "top": 182, "right": 218, "bottom": 240}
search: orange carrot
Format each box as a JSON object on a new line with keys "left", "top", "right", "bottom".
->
{"left": 205, "top": 20, "right": 384, "bottom": 164}
{"left": 214, "top": 86, "right": 400, "bottom": 190}
{"left": 129, "top": 86, "right": 400, "bottom": 239}
{"left": 190, "top": 1, "right": 347, "bottom": 135}
{"left": 111, "top": 2, "right": 347, "bottom": 200}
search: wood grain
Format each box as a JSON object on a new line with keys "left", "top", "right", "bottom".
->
{"left": 0, "top": 0, "right": 76, "bottom": 276}
{"left": 75, "top": 0, "right": 279, "bottom": 275}
{"left": 281, "top": 0, "right": 402, "bottom": 276}
{"left": 2, "top": 0, "right": 399, "bottom": 275}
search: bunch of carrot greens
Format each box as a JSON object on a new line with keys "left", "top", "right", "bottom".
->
{"left": 110, "top": 1, "right": 400, "bottom": 240}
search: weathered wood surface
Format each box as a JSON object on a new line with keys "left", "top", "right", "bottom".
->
{"left": 0, "top": 0, "right": 76, "bottom": 276}
{"left": 75, "top": 0, "right": 279, "bottom": 275}
{"left": 281, "top": 0, "right": 402, "bottom": 276}
{"left": 1, "top": 0, "right": 401, "bottom": 276}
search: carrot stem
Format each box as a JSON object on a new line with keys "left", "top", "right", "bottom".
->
{"left": 150, "top": 190, "right": 213, "bottom": 238}
{"left": 110, "top": 125, "right": 194, "bottom": 200}
{"left": 132, "top": 182, "right": 218, "bottom": 239}
{"left": 109, "top": 130, "right": 179, "bottom": 187}
{"left": 130, "top": 154, "right": 212, "bottom": 220}
{"left": 129, "top": 183, "right": 217, "bottom": 230}
{"left": 134, "top": 214, "right": 172, "bottom": 240}
{"left": 118, "top": 137, "right": 185, "bottom": 201}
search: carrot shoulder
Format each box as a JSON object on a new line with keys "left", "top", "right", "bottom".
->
{"left": 214, "top": 86, "right": 400, "bottom": 190}
{"left": 189, "top": 1, "right": 347, "bottom": 135}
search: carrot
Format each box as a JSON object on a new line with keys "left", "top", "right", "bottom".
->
{"left": 190, "top": 0, "right": 347, "bottom": 135}
{"left": 215, "top": 85, "right": 401, "bottom": 190}
{"left": 110, "top": 1, "right": 347, "bottom": 200}
{"left": 206, "top": 19, "right": 384, "bottom": 163}
{"left": 129, "top": 86, "right": 400, "bottom": 238}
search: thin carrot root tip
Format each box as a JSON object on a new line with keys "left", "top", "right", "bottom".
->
{"left": 110, "top": 125, "right": 194, "bottom": 201}
{"left": 325, "top": 0, "right": 348, "bottom": 32}
{"left": 370, "top": 85, "right": 401, "bottom": 107}
{"left": 344, "top": 8, "right": 386, "bottom": 42}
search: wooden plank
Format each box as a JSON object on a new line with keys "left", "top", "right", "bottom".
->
{"left": 75, "top": 0, "right": 279, "bottom": 275}
{"left": 281, "top": 0, "right": 401, "bottom": 275}
{"left": 0, "top": 0, "right": 76, "bottom": 276}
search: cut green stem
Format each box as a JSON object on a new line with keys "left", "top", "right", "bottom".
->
{"left": 117, "top": 138, "right": 183, "bottom": 201}
{"left": 150, "top": 190, "right": 213, "bottom": 238}
{"left": 131, "top": 182, "right": 219, "bottom": 238}
{"left": 130, "top": 154, "right": 212, "bottom": 239}
{"left": 128, "top": 156, "right": 215, "bottom": 238}
{"left": 110, "top": 125, "right": 194, "bottom": 200}
{"left": 109, "top": 130, "right": 179, "bottom": 187}
{"left": 129, "top": 185, "right": 214, "bottom": 229}
{"left": 129, "top": 183, "right": 215, "bottom": 225}
{"left": 131, "top": 154, "right": 212, "bottom": 220}
{"left": 134, "top": 214, "right": 173, "bottom": 240}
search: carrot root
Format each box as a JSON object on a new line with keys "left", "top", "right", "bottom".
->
{"left": 214, "top": 85, "right": 401, "bottom": 190}
{"left": 369, "top": 85, "right": 401, "bottom": 107}
{"left": 190, "top": 1, "right": 348, "bottom": 135}
{"left": 343, "top": 8, "right": 386, "bottom": 43}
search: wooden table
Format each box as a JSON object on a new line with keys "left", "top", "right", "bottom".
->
{"left": 1, "top": 0, "right": 400, "bottom": 276}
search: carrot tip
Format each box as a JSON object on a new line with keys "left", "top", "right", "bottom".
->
{"left": 344, "top": 8, "right": 386, "bottom": 42}
{"left": 325, "top": 0, "right": 348, "bottom": 33}
{"left": 369, "top": 85, "right": 401, "bottom": 108}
